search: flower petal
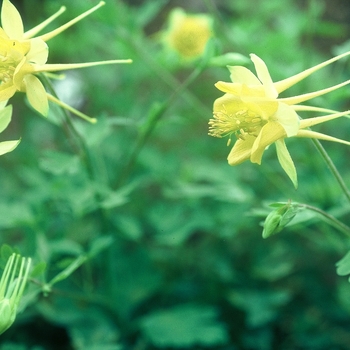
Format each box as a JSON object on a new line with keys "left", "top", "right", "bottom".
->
{"left": 215, "top": 81, "right": 244, "bottom": 95}
{"left": 0, "top": 83, "right": 17, "bottom": 101}
{"left": 250, "top": 54, "right": 278, "bottom": 99}
{"left": 274, "top": 102, "right": 300, "bottom": 137}
{"left": 0, "top": 139, "right": 20, "bottom": 156}
{"left": 227, "top": 65, "right": 261, "bottom": 85}
{"left": 275, "top": 139, "right": 297, "bottom": 188}
{"left": 26, "top": 38, "right": 48, "bottom": 65}
{"left": 1, "top": 0, "right": 24, "bottom": 40}
{"left": 227, "top": 136, "right": 255, "bottom": 165}
{"left": 250, "top": 121, "right": 286, "bottom": 164}
{"left": 0, "top": 104, "right": 12, "bottom": 133}
{"left": 23, "top": 75, "right": 49, "bottom": 116}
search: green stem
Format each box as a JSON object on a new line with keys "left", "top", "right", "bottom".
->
{"left": 116, "top": 63, "right": 207, "bottom": 187}
{"left": 299, "top": 203, "right": 350, "bottom": 237}
{"left": 40, "top": 74, "right": 111, "bottom": 231}
{"left": 311, "top": 138, "right": 350, "bottom": 203}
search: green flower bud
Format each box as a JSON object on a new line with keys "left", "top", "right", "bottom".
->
{"left": 262, "top": 202, "right": 299, "bottom": 239}
{"left": 0, "top": 253, "right": 31, "bottom": 335}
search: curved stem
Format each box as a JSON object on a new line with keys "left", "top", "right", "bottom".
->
{"left": 311, "top": 138, "right": 350, "bottom": 203}
{"left": 298, "top": 203, "right": 350, "bottom": 237}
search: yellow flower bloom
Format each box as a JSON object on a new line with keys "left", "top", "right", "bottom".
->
{"left": 0, "top": 0, "right": 132, "bottom": 122}
{"left": 0, "top": 253, "right": 31, "bottom": 335}
{"left": 209, "top": 52, "right": 350, "bottom": 187}
{"left": 164, "top": 8, "right": 213, "bottom": 60}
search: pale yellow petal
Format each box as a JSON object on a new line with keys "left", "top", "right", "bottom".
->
{"left": 24, "top": 75, "right": 49, "bottom": 116}
{"left": 227, "top": 136, "right": 255, "bottom": 165}
{"left": 213, "top": 93, "right": 244, "bottom": 114}
{"left": 250, "top": 122, "right": 286, "bottom": 164}
{"left": 1, "top": 0, "right": 24, "bottom": 40}
{"left": 250, "top": 54, "right": 278, "bottom": 98}
{"left": 0, "top": 104, "right": 12, "bottom": 133}
{"left": 0, "top": 83, "right": 17, "bottom": 101}
{"left": 228, "top": 65, "right": 261, "bottom": 85}
{"left": 239, "top": 96, "right": 278, "bottom": 120}
{"left": 13, "top": 58, "right": 33, "bottom": 89}
{"left": 273, "top": 102, "right": 300, "bottom": 137}
{"left": 275, "top": 139, "right": 297, "bottom": 188}
{"left": 296, "top": 130, "right": 350, "bottom": 146}
{"left": 274, "top": 51, "right": 350, "bottom": 93}
{"left": 26, "top": 38, "right": 48, "bottom": 65}
{"left": 0, "top": 139, "right": 20, "bottom": 155}
{"left": 0, "top": 100, "right": 9, "bottom": 109}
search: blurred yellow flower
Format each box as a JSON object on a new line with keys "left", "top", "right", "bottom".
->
{"left": 0, "top": 253, "right": 31, "bottom": 335}
{"left": 164, "top": 8, "right": 213, "bottom": 60}
{"left": 209, "top": 53, "right": 350, "bottom": 187}
{"left": 0, "top": 0, "right": 132, "bottom": 122}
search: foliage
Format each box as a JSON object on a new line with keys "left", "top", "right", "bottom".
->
{"left": 1, "top": 0, "right": 350, "bottom": 349}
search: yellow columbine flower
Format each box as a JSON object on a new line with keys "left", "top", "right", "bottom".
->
{"left": 209, "top": 52, "right": 350, "bottom": 187}
{"left": 0, "top": 253, "right": 31, "bottom": 335}
{"left": 0, "top": 0, "right": 132, "bottom": 122}
{"left": 163, "top": 8, "right": 213, "bottom": 60}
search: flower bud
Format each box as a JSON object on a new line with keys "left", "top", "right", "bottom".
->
{"left": 262, "top": 202, "right": 299, "bottom": 239}
{"left": 0, "top": 253, "right": 31, "bottom": 335}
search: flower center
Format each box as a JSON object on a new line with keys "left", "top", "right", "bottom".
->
{"left": 208, "top": 106, "right": 264, "bottom": 140}
{"left": 169, "top": 19, "right": 211, "bottom": 58}
{"left": 0, "top": 37, "right": 29, "bottom": 85}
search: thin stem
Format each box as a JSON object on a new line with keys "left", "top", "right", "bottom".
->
{"left": 298, "top": 203, "right": 350, "bottom": 238}
{"left": 40, "top": 74, "right": 111, "bottom": 230}
{"left": 311, "top": 138, "right": 350, "bottom": 203}
{"left": 116, "top": 64, "right": 206, "bottom": 187}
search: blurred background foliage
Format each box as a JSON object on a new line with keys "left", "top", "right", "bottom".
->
{"left": 1, "top": 0, "right": 350, "bottom": 349}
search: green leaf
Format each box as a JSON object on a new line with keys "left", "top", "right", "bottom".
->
{"left": 48, "top": 255, "right": 87, "bottom": 287}
{"left": 39, "top": 150, "right": 80, "bottom": 175}
{"left": 30, "top": 261, "right": 47, "bottom": 278}
{"left": 336, "top": 251, "right": 350, "bottom": 280}
{"left": 141, "top": 304, "right": 229, "bottom": 347}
